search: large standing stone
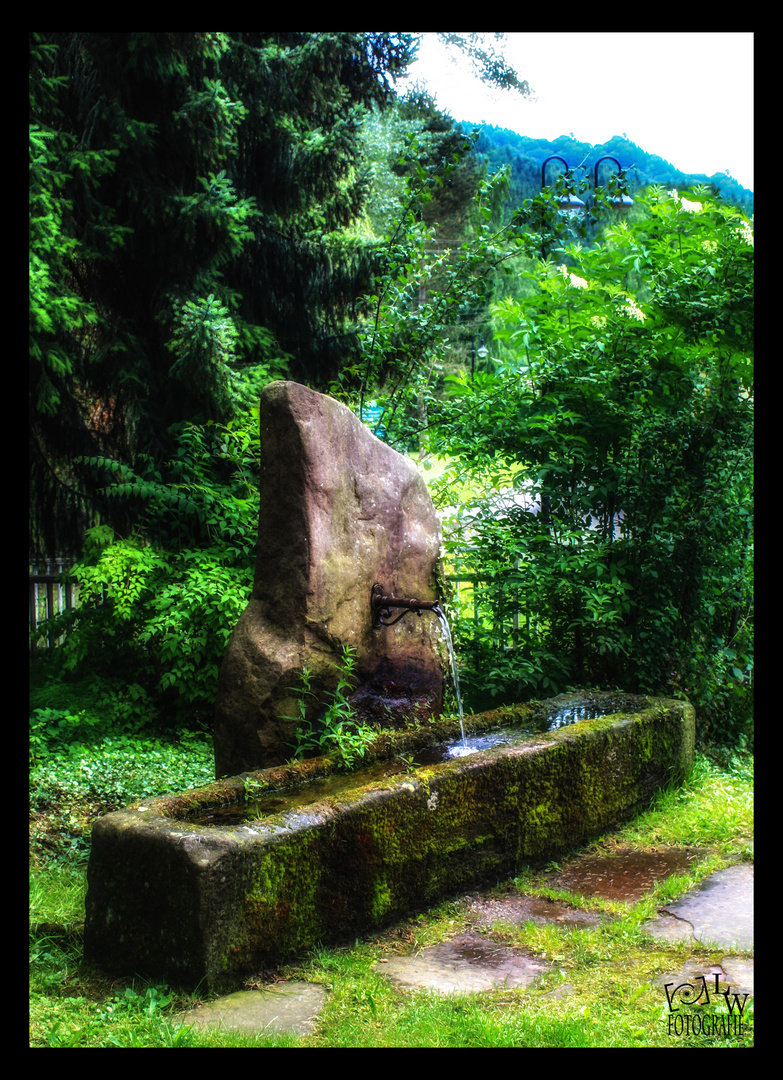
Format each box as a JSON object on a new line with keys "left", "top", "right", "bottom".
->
{"left": 213, "top": 381, "right": 444, "bottom": 777}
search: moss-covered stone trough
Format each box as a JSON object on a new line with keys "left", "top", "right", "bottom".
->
{"left": 83, "top": 692, "right": 694, "bottom": 990}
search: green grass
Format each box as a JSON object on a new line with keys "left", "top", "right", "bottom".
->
{"left": 29, "top": 709, "right": 753, "bottom": 1047}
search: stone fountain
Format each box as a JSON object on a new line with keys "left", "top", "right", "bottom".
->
{"left": 213, "top": 381, "right": 445, "bottom": 777}
{"left": 83, "top": 381, "right": 695, "bottom": 990}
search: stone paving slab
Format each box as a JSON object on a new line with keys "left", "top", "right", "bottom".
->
{"left": 719, "top": 957, "right": 754, "bottom": 996}
{"left": 176, "top": 983, "right": 326, "bottom": 1037}
{"left": 643, "top": 863, "right": 753, "bottom": 951}
{"left": 464, "top": 891, "right": 609, "bottom": 930}
{"left": 375, "top": 932, "right": 552, "bottom": 994}
{"left": 652, "top": 956, "right": 754, "bottom": 998}
{"left": 545, "top": 847, "right": 710, "bottom": 902}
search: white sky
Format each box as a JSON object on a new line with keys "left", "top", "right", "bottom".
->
{"left": 407, "top": 33, "right": 754, "bottom": 192}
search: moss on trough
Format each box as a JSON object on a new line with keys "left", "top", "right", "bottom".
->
{"left": 83, "top": 693, "right": 694, "bottom": 990}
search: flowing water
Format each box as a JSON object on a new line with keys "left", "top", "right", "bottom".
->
{"left": 430, "top": 612, "right": 634, "bottom": 757}
{"left": 434, "top": 607, "right": 470, "bottom": 753}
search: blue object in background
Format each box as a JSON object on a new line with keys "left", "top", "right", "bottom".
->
{"left": 361, "top": 401, "right": 386, "bottom": 439}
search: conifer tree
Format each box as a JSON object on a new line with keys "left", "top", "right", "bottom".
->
{"left": 29, "top": 31, "right": 412, "bottom": 556}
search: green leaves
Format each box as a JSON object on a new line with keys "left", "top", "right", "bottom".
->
{"left": 170, "top": 172, "right": 257, "bottom": 263}
{"left": 33, "top": 414, "right": 261, "bottom": 725}
{"left": 432, "top": 187, "right": 753, "bottom": 742}
{"left": 161, "top": 292, "right": 242, "bottom": 418}
{"left": 287, "top": 647, "right": 376, "bottom": 767}
{"left": 345, "top": 140, "right": 520, "bottom": 444}
{"left": 173, "top": 74, "right": 246, "bottom": 163}
{"left": 50, "top": 536, "right": 253, "bottom": 718}
{"left": 31, "top": 32, "right": 410, "bottom": 554}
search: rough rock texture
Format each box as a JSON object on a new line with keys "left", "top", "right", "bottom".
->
{"left": 213, "top": 381, "right": 444, "bottom": 777}
{"left": 83, "top": 697, "right": 696, "bottom": 989}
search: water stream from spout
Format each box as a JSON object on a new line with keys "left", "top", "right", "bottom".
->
{"left": 434, "top": 606, "right": 473, "bottom": 754}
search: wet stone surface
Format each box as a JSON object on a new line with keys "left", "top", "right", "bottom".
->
{"left": 643, "top": 863, "right": 754, "bottom": 951}
{"left": 653, "top": 956, "right": 754, "bottom": 999}
{"left": 545, "top": 847, "right": 710, "bottom": 902}
{"left": 176, "top": 983, "right": 326, "bottom": 1037}
{"left": 375, "top": 933, "right": 553, "bottom": 994}
{"left": 464, "top": 891, "right": 608, "bottom": 931}
{"left": 534, "top": 692, "right": 649, "bottom": 731}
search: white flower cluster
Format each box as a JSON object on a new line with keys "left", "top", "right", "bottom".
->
{"left": 559, "top": 265, "right": 588, "bottom": 289}
{"left": 668, "top": 189, "right": 702, "bottom": 213}
{"left": 621, "top": 298, "right": 646, "bottom": 323}
{"left": 734, "top": 220, "right": 754, "bottom": 247}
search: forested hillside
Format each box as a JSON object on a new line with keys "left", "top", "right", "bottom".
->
{"left": 470, "top": 125, "right": 754, "bottom": 215}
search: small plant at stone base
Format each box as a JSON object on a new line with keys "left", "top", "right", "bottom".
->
{"left": 243, "top": 776, "right": 269, "bottom": 798}
{"left": 287, "top": 647, "right": 376, "bottom": 768}
{"left": 284, "top": 666, "right": 319, "bottom": 754}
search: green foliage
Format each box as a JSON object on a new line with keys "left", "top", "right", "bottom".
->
{"left": 28, "top": 689, "right": 214, "bottom": 869}
{"left": 41, "top": 983, "right": 196, "bottom": 1048}
{"left": 29, "top": 35, "right": 130, "bottom": 418}
{"left": 286, "top": 647, "right": 376, "bottom": 767}
{"left": 40, "top": 540, "right": 248, "bottom": 725}
{"left": 430, "top": 187, "right": 753, "bottom": 744}
{"left": 29, "top": 31, "right": 412, "bottom": 557}
{"left": 31, "top": 413, "right": 261, "bottom": 726}
{"left": 334, "top": 130, "right": 530, "bottom": 448}
{"left": 30, "top": 705, "right": 110, "bottom": 767}
{"left": 32, "top": 731, "right": 213, "bottom": 807}
{"left": 435, "top": 34, "right": 534, "bottom": 99}
{"left": 30, "top": 728, "right": 214, "bottom": 866}
{"left": 473, "top": 126, "right": 754, "bottom": 217}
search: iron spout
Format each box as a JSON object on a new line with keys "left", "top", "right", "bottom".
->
{"left": 371, "top": 582, "right": 441, "bottom": 627}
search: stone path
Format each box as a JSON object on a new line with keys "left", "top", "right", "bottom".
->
{"left": 177, "top": 982, "right": 326, "bottom": 1037}
{"left": 642, "top": 862, "right": 754, "bottom": 951}
{"left": 375, "top": 932, "right": 553, "bottom": 993}
{"left": 177, "top": 849, "right": 753, "bottom": 1036}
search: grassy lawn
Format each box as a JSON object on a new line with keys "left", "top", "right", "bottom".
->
{"left": 30, "top": 715, "right": 753, "bottom": 1047}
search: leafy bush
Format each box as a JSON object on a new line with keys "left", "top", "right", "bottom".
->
{"left": 32, "top": 733, "right": 214, "bottom": 806}
{"left": 31, "top": 707, "right": 104, "bottom": 767}
{"left": 31, "top": 414, "right": 260, "bottom": 727}
{"left": 431, "top": 187, "right": 753, "bottom": 745}
{"left": 30, "top": 729, "right": 215, "bottom": 866}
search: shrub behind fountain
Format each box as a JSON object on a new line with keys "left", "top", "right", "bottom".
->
{"left": 213, "top": 381, "right": 444, "bottom": 777}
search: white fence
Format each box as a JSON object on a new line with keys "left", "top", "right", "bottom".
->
{"left": 29, "top": 558, "right": 78, "bottom": 650}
